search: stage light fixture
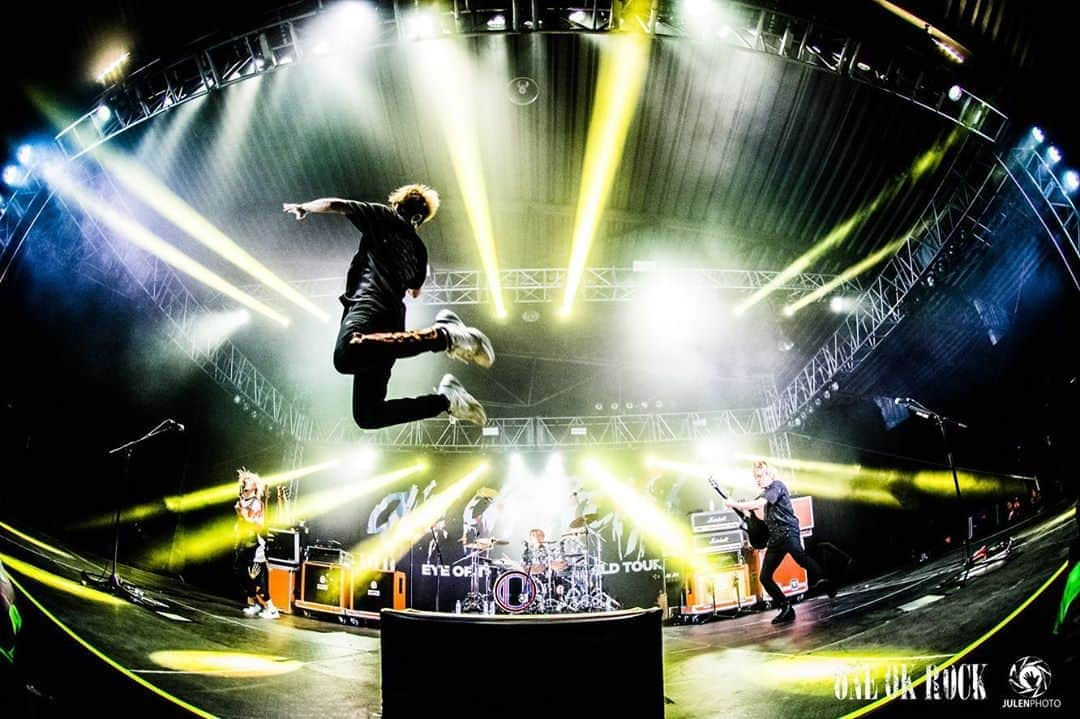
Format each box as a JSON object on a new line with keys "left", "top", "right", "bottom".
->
{"left": 562, "top": 34, "right": 650, "bottom": 317}
{"left": 947, "top": 84, "right": 963, "bottom": 102}
{"left": 486, "top": 14, "right": 506, "bottom": 29}
{"left": 830, "top": 381, "right": 839, "bottom": 391}
{"left": 2, "top": 165, "right": 26, "bottom": 187}
{"left": 42, "top": 163, "right": 291, "bottom": 326}
{"left": 346, "top": 447, "right": 379, "bottom": 473}
{"left": 482, "top": 425, "right": 499, "bottom": 436}
{"left": 95, "top": 51, "right": 130, "bottom": 84}
{"left": 403, "top": 10, "right": 438, "bottom": 40}
{"left": 94, "top": 105, "right": 112, "bottom": 123}
{"left": 1047, "top": 146, "right": 1062, "bottom": 165}
{"left": 594, "top": 402, "right": 604, "bottom": 411}
{"left": 1031, "top": 127, "right": 1045, "bottom": 143}
{"left": 15, "top": 145, "right": 33, "bottom": 166}
{"left": 1064, "top": 171, "right": 1079, "bottom": 193}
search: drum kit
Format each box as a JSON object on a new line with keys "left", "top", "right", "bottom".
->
{"left": 453, "top": 509, "right": 620, "bottom": 615}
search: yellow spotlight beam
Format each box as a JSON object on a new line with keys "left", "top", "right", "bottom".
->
{"left": 408, "top": 43, "right": 505, "bottom": 317}
{"left": 582, "top": 459, "right": 703, "bottom": 566}
{"left": 289, "top": 462, "right": 426, "bottom": 524}
{"left": 42, "top": 166, "right": 290, "bottom": 326}
{"left": 735, "top": 129, "right": 961, "bottom": 315}
{"left": 0, "top": 552, "right": 127, "bottom": 606}
{"left": 782, "top": 231, "right": 914, "bottom": 316}
{"left": 561, "top": 34, "right": 651, "bottom": 317}
{"left": 0, "top": 521, "right": 74, "bottom": 559}
{"left": 73, "top": 459, "right": 342, "bottom": 530}
{"left": 352, "top": 462, "right": 489, "bottom": 575}
{"left": 97, "top": 149, "right": 330, "bottom": 323}
{"left": 145, "top": 462, "right": 425, "bottom": 566}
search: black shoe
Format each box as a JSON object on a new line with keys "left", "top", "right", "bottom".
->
{"left": 771, "top": 604, "right": 795, "bottom": 624}
{"left": 813, "top": 578, "right": 838, "bottom": 598}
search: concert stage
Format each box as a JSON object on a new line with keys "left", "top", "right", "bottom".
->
{"left": 1, "top": 506, "right": 1074, "bottom": 718}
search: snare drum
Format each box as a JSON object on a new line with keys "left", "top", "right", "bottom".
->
{"left": 492, "top": 570, "right": 538, "bottom": 614}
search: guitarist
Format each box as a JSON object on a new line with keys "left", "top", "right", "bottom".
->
{"left": 724, "top": 460, "right": 836, "bottom": 625}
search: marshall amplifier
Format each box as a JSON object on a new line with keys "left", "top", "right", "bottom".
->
{"left": 689, "top": 509, "right": 744, "bottom": 534}
{"left": 692, "top": 529, "right": 745, "bottom": 553}
{"left": 266, "top": 528, "right": 301, "bottom": 566}
{"left": 296, "top": 561, "right": 350, "bottom": 615}
{"left": 347, "top": 570, "right": 406, "bottom": 620}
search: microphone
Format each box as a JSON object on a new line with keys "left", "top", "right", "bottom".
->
{"left": 166, "top": 419, "right": 186, "bottom": 432}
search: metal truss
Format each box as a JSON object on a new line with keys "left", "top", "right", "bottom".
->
{"left": 53, "top": 2, "right": 1006, "bottom": 159}
{"left": 317, "top": 408, "right": 769, "bottom": 450}
{"left": 998, "top": 145, "right": 1080, "bottom": 292}
{"left": 0, "top": 182, "right": 52, "bottom": 282}
{"left": 769, "top": 146, "right": 1011, "bottom": 430}
{"left": 46, "top": 159, "right": 319, "bottom": 443}
{"left": 218, "top": 266, "right": 858, "bottom": 309}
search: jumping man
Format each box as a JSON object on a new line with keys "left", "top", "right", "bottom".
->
{"left": 283, "top": 184, "right": 492, "bottom": 429}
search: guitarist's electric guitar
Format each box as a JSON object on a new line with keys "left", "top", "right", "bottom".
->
{"left": 706, "top": 475, "right": 770, "bottom": 550}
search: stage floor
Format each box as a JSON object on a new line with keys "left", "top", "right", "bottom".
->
{"left": 1, "top": 508, "right": 1075, "bottom": 718}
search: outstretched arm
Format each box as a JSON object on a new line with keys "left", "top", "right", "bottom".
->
{"left": 282, "top": 198, "right": 354, "bottom": 220}
{"left": 726, "top": 497, "right": 767, "bottom": 512}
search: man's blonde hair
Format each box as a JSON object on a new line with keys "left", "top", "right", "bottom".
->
{"left": 388, "top": 183, "right": 440, "bottom": 225}
{"left": 237, "top": 467, "right": 265, "bottom": 498}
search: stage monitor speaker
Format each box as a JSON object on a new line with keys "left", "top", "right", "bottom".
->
{"left": 381, "top": 608, "right": 663, "bottom": 719}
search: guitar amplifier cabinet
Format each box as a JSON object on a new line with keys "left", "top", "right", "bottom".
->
{"left": 295, "top": 561, "right": 350, "bottom": 615}
{"left": 267, "top": 563, "right": 297, "bottom": 614}
{"left": 793, "top": 496, "right": 815, "bottom": 534}
{"left": 346, "top": 570, "right": 406, "bottom": 620}
{"left": 682, "top": 565, "right": 757, "bottom": 615}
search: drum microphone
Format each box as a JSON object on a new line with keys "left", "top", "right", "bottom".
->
{"left": 165, "top": 419, "right": 186, "bottom": 432}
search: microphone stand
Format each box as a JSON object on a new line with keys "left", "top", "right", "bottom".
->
{"left": 903, "top": 399, "right": 973, "bottom": 586}
{"left": 429, "top": 526, "right": 444, "bottom": 612}
{"left": 82, "top": 420, "right": 176, "bottom": 607}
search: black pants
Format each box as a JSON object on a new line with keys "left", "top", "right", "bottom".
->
{"left": 333, "top": 301, "right": 450, "bottom": 429}
{"left": 235, "top": 545, "right": 269, "bottom": 603}
{"left": 760, "top": 530, "right": 824, "bottom": 607}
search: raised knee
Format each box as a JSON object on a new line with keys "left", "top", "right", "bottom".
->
{"left": 352, "top": 403, "right": 381, "bottom": 430}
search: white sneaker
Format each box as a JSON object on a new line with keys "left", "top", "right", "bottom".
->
{"left": 242, "top": 605, "right": 261, "bottom": 617}
{"left": 438, "top": 374, "right": 487, "bottom": 426}
{"left": 259, "top": 606, "right": 280, "bottom": 619}
{"left": 434, "top": 310, "right": 494, "bottom": 368}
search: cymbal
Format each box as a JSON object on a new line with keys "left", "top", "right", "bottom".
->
{"left": 462, "top": 542, "right": 491, "bottom": 550}
{"left": 475, "top": 487, "right": 499, "bottom": 499}
{"left": 568, "top": 513, "right": 599, "bottom": 529}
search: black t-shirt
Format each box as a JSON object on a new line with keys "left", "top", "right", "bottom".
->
{"left": 758, "top": 480, "right": 800, "bottom": 545}
{"left": 339, "top": 201, "right": 428, "bottom": 313}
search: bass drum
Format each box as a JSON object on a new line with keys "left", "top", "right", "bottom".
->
{"left": 492, "top": 570, "right": 538, "bottom": 614}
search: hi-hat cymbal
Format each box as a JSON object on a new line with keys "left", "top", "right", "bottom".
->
{"left": 568, "top": 513, "right": 599, "bottom": 529}
{"left": 475, "top": 487, "right": 499, "bottom": 499}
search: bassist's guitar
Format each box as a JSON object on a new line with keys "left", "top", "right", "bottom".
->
{"left": 706, "top": 475, "right": 770, "bottom": 550}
